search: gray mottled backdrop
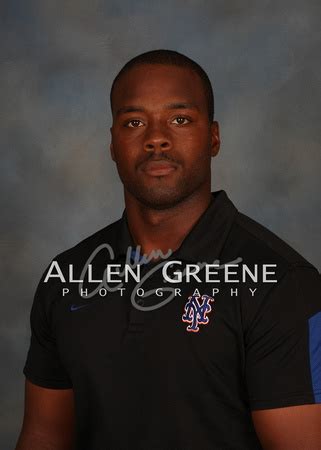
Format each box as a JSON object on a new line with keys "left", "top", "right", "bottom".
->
{"left": 1, "top": 0, "right": 320, "bottom": 446}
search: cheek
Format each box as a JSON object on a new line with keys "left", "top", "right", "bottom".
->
{"left": 112, "top": 136, "right": 140, "bottom": 162}
{"left": 113, "top": 133, "right": 143, "bottom": 158}
{"left": 179, "top": 131, "right": 212, "bottom": 162}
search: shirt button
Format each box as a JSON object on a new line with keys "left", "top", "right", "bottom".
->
{"left": 136, "top": 298, "right": 145, "bottom": 306}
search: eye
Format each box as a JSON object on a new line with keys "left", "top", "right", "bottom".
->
{"left": 125, "top": 119, "right": 144, "bottom": 128}
{"left": 172, "top": 117, "right": 191, "bottom": 125}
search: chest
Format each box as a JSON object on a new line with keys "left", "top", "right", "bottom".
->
{"left": 53, "top": 278, "right": 245, "bottom": 388}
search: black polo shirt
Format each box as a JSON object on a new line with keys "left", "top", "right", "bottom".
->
{"left": 23, "top": 190, "right": 321, "bottom": 450}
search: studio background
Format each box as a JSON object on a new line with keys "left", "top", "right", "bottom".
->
{"left": 1, "top": 0, "right": 320, "bottom": 447}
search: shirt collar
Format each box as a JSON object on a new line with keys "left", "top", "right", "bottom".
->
{"left": 115, "top": 190, "right": 238, "bottom": 264}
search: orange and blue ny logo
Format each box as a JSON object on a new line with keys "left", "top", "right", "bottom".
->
{"left": 182, "top": 294, "right": 215, "bottom": 332}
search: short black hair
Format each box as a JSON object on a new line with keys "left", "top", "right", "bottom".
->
{"left": 110, "top": 49, "right": 214, "bottom": 121}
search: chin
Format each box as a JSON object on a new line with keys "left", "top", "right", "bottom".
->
{"left": 128, "top": 183, "right": 192, "bottom": 210}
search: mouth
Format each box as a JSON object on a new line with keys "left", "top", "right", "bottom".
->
{"left": 140, "top": 159, "right": 178, "bottom": 177}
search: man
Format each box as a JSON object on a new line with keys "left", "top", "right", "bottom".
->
{"left": 16, "top": 50, "right": 321, "bottom": 449}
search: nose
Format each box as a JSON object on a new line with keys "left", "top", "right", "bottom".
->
{"left": 143, "top": 124, "right": 172, "bottom": 153}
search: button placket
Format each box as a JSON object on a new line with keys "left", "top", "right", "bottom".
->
{"left": 127, "top": 261, "right": 158, "bottom": 332}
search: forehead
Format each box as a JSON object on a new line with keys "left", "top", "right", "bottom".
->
{"left": 112, "top": 64, "right": 207, "bottom": 113}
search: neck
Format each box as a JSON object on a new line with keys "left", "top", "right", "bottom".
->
{"left": 124, "top": 184, "right": 212, "bottom": 259}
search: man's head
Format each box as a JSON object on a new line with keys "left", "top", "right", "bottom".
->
{"left": 110, "top": 50, "right": 215, "bottom": 122}
{"left": 109, "top": 49, "right": 220, "bottom": 210}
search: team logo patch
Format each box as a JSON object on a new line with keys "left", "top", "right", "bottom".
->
{"left": 182, "top": 293, "right": 215, "bottom": 332}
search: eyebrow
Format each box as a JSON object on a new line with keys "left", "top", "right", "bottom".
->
{"left": 116, "top": 102, "right": 199, "bottom": 116}
{"left": 116, "top": 106, "right": 145, "bottom": 115}
{"left": 165, "top": 102, "right": 199, "bottom": 111}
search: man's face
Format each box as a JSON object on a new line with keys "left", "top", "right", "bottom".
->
{"left": 110, "top": 64, "right": 220, "bottom": 209}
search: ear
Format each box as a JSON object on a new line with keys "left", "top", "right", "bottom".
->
{"left": 109, "top": 127, "right": 115, "bottom": 161}
{"left": 110, "top": 143, "right": 115, "bottom": 161}
{"left": 210, "top": 121, "right": 220, "bottom": 157}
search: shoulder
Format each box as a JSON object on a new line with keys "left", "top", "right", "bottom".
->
{"left": 225, "top": 209, "right": 317, "bottom": 275}
{"left": 35, "top": 217, "right": 123, "bottom": 296}
{"left": 52, "top": 217, "right": 122, "bottom": 266}
{"left": 230, "top": 212, "right": 321, "bottom": 341}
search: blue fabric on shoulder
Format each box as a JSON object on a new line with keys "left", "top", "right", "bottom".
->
{"left": 309, "top": 310, "right": 321, "bottom": 403}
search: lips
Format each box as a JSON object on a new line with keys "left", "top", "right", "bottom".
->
{"left": 140, "top": 159, "right": 178, "bottom": 176}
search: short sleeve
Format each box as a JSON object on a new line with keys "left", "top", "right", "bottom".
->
{"left": 23, "top": 265, "right": 73, "bottom": 389}
{"left": 245, "top": 265, "right": 321, "bottom": 410}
